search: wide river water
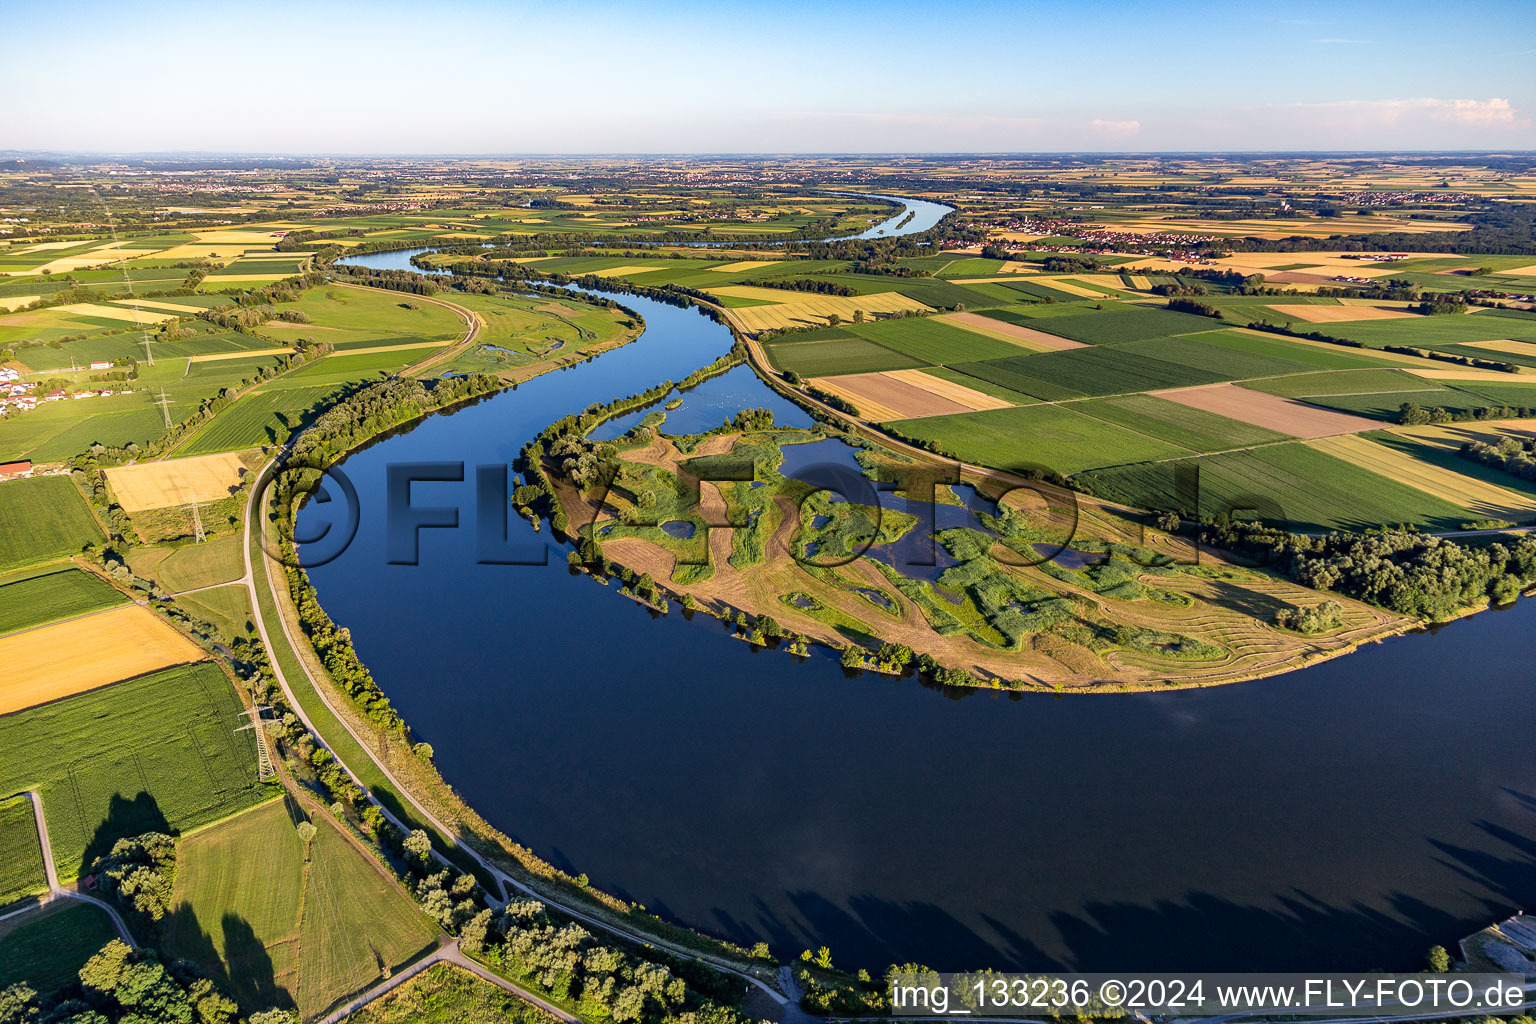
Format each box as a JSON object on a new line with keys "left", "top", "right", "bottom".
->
{"left": 317, "top": 213, "right": 1536, "bottom": 972}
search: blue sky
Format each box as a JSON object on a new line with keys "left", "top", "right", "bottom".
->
{"left": 3, "top": 0, "right": 1533, "bottom": 153}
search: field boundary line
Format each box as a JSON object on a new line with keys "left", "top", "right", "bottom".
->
{"left": 0, "top": 791, "right": 139, "bottom": 946}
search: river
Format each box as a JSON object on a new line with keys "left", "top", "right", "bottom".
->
{"left": 314, "top": 228, "right": 1536, "bottom": 972}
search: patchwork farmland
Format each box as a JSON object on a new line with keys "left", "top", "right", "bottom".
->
{"left": 0, "top": 662, "right": 268, "bottom": 881}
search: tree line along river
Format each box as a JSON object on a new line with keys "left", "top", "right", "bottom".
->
{"left": 320, "top": 201, "right": 1535, "bottom": 972}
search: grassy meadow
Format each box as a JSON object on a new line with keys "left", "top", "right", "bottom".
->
{"left": 0, "top": 902, "right": 119, "bottom": 995}
{"left": 0, "top": 477, "right": 105, "bottom": 571}
{"left": 165, "top": 799, "right": 439, "bottom": 1018}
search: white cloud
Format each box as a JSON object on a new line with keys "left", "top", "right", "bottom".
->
{"left": 1280, "top": 96, "right": 1519, "bottom": 127}
{"left": 1089, "top": 119, "right": 1141, "bottom": 138}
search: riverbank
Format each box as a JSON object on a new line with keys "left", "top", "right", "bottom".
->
{"left": 312, "top": 236, "right": 1536, "bottom": 973}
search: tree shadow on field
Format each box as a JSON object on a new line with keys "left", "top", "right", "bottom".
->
{"left": 78, "top": 791, "right": 171, "bottom": 881}
{"left": 220, "top": 913, "right": 289, "bottom": 1012}
{"left": 161, "top": 903, "right": 293, "bottom": 1014}
{"left": 1195, "top": 577, "right": 1298, "bottom": 623}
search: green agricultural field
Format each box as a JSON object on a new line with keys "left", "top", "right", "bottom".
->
{"left": 452, "top": 290, "right": 633, "bottom": 360}
{"left": 1004, "top": 306, "right": 1223, "bottom": 344}
{"left": 0, "top": 476, "right": 105, "bottom": 571}
{"left": 1075, "top": 394, "right": 1292, "bottom": 452}
{"left": 1188, "top": 329, "right": 1398, "bottom": 370}
{"left": 177, "top": 383, "right": 343, "bottom": 455}
{"left": 1457, "top": 382, "right": 1536, "bottom": 409}
{"left": 1320, "top": 312, "right": 1536, "bottom": 349}
{"left": 154, "top": 331, "right": 293, "bottom": 360}
{"left": 954, "top": 346, "right": 1227, "bottom": 399}
{"left": 0, "top": 795, "right": 46, "bottom": 908}
{"left": 165, "top": 797, "right": 434, "bottom": 1016}
{"left": 269, "top": 347, "right": 439, "bottom": 389}
{"left": 1243, "top": 368, "right": 1441, "bottom": 399}
{"left": 888, "top": 403, "right": 1191, "bottom": 475}
{"left": 0, "top": 902, "right": 119, "bottom": 995}
{"left": 1120, "top": 334, "right": 1318, "bottom": 380}
{"left": 0, "top": 662, "right": 269, "bottom": 881}
{"left": 931, "top": 257, "right": 1006, "bottom": 277}
{"left": 920, "top": 366, "right": 1039, "bottom": 405}
{"left": 1079, "top": 442, "right": 1473, "bottom": 532}
{"left": 993, "top": 280, "right": 1084, "bottom": 302}
{"left": 762, "top": 336, "right": 927, "bottom": 377}
{"left": 847, "top": 317, "right": 1025, "bottom": 364}
{"left": 0, "top": 395, "right": 167, "bottom": 464}
{"left": 941, "top": 359, "right": 1084, "bottom": 401}
{"left": 271, "top": 286, "right": 464, "bottom": 340}
{"left": 0, "top": 568, "right": 127, "bottom": 636}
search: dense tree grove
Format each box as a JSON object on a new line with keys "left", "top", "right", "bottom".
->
{"left": 90, "top": 832, "right": 177, "bottom": 929}
{"left": 751, "top": 278, "right": 857, "bottom": 296}
{"left": 1165, "top": 297, "right": 1221, "bottom": 318}
{"left": 1397, "top": 400, "right": 1536, "bottom": 425}
{"left": 1204, "top": 520, "right": 1536, "bottom": 618}
{"left": 0, "top": 939, "right": 286, "bottom": 1024}
{"left": 1274, "top": 599, "right": 1344, "bottom": 633}
{"left": 1460, "top": 435, "right": 1536, "bottom": 481}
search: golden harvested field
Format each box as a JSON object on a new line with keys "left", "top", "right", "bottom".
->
{"left": 1391, "top": 420, "right": 1536, "bottom": 452}
{"left": 190, "top": 229, "right": 286, "bottom": 244}
{"left": 118, "top": 299, "right": 210, "bottom": 315}
{"left": 1308, "top": 434, "right": 1536, "bottom": 518}
{"left": 806, "top": 372, "right": 970, "bottom": 420}
{"left": 1030, "top": 276, "right": 1106, "bottom": 298}
{"left": 319, "top": 340, "right": 453, "bottom": 356}
{"left": 886, "top": 368, "right": 1015, "bottom": 411}
{"left": 1464, "top": 339, "right": 1536, "bottom": 358}
{"left": 200, "top": 274, "right": 287, "bottom": 284}
{"left": 938, "top": 312, "right": 1087, "bottom": 350}
{"left": 1109, "top": 216, "right": 1470, "bottom": 238}
{"left": 1267, "top": 304, "right": 1417, "bottom": 323}
{"left": 53, "top": 302, "right": 176, "bottom": 325}
{"left": 586, "top": 265, "right": 667, "bottom": 278}
{"left": 709, "top": 260, "right": 780, "bottom": 272}
{"left": 1407, "top": 366, "right": 1536, "bottom": 382}
{"left": 0, "top": 604, "right": 207, "bottom": 715}
{"left": 716, "top": 287, "right": 932, "bottom": 332}
{"left": 0, "top": 296, "right": 39, "bottom": 312}
{"left": 1155, "top": 382, "right": 1379, "bottom": 438}
{"left": 106, "top": 451, "right": 250, "bottom": 511}
{"left": 1501, "top": 263, "right": 1536, "bottom": 277}
{"left": 155, "top": 244, "right": 266, "bottom": 261}
{"left": 186, "top": 347, "right": 294, "bottom": 363}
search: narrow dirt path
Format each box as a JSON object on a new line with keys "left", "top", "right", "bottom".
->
{"left": 0, "top": 790, "right": 138, "bottom": 947}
